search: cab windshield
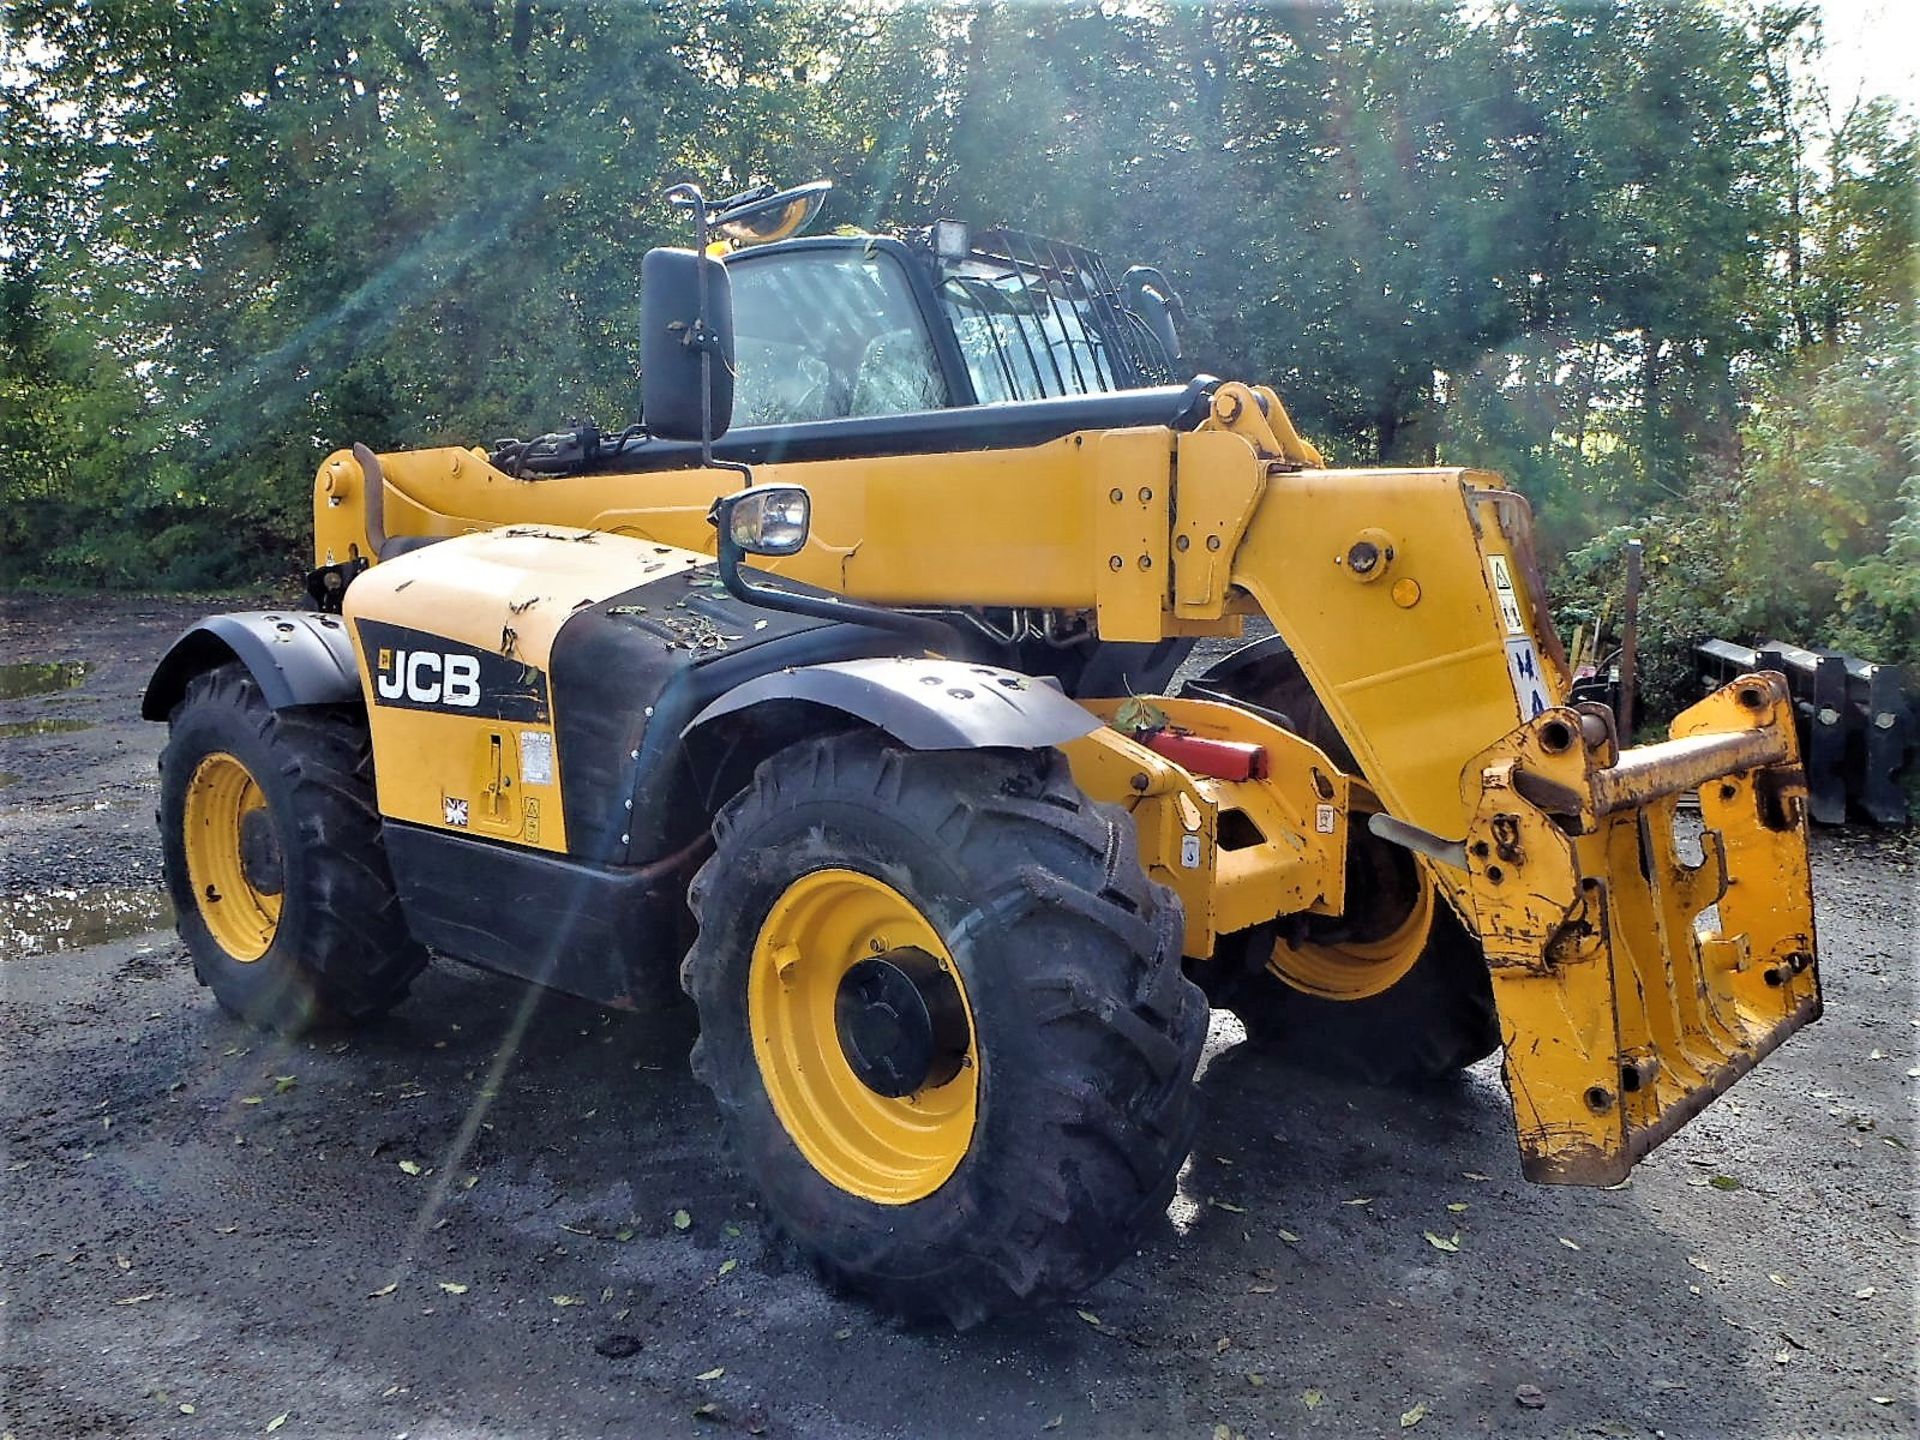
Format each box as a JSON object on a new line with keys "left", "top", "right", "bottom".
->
{"left": 729, "top": 248, "right": 948, "bottom": 426}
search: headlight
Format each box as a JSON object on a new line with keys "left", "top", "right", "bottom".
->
{"left": 720, "top": 485, "right": 811, "bottom": 557}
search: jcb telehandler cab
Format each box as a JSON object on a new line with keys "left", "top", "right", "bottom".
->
{"left": 145, "top": 181, "right": 1820, "bottom": 1326}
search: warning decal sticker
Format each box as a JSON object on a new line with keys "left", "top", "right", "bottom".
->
{"left": 1487, "top": 554, "right": 1528, "bottom": 636}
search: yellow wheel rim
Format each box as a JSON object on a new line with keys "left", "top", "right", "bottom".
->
{"left": 182, "top": 751, "right": 282, "bottom": 962}
{"left": 1268, "top": 874, "right": 1434, "bottom": 1001}
{"left": 750, "top": 869, "right": 977, "bottom": 1205}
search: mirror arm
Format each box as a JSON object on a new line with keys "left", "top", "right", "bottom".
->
{"left": 712, "top": 525, "right": 955, "bottom": 646}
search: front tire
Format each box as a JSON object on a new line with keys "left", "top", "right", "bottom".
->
{"left": 683, "top": 732, "right": 1207, "bottom": 1327}
{"left": 159, "top": 664, "right": 426, "bottom": 1033}
{"left": 1189, "top": 639, "right": 1499, "bottom": 1083}
{"left": 1209, "top": 900, "right": 1499, "bottom": 1084}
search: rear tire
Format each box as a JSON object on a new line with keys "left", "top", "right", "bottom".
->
{"left": 683, "top": 732, "right": 1207, "bottom": 1327}
{"left": 159, "top": 664, "right": 426, "bottom": 1033}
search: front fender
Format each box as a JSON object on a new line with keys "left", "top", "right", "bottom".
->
{"left": 142, "top": 611, "right": 361, "bottom": 721}
{"left": 683, "top": 656, "right": 1100, "bottom": 751}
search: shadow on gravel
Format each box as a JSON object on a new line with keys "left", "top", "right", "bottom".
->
{"left": 899, "top": 1037, "right": 1770, "bottom": 1437}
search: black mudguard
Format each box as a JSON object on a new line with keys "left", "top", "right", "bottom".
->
{"left": 685, "top": 656, "right": 1099, "bottom": 750}
{"left": 142, "top": 611, "right": 361, "bottom": 721}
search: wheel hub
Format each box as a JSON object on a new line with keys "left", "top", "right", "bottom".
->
{"left": 238, "top": 807, "right": 284, "bottom": 896}
{"left": 834, "top": 948, "right": 969, "bottom": 1098}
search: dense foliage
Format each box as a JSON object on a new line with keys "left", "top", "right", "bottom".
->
{"left": 3, "top": 1, "right": 1913, "bottom": 706}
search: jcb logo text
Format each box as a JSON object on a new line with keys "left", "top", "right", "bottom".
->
{"left": 376, "top": 648, "right": 481, "bottom": 708}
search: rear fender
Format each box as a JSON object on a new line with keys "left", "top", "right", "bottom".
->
{"left": 142, "top": 611, "right": 361, "bottom": 721}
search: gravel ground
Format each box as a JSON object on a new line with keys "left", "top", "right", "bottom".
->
{"left": 2, "top": 592, "right": 1915, "bottom": 1440}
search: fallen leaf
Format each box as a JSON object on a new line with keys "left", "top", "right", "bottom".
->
{"left": 551, "top": 1295, "right": 584, "bottom": 1307}
{"left": 693, "top": 1402, "right": 721, "bottom": 1420}
{"left": 1463, "top": 1172, "right": 1491, "bottom": 1182}
{"left": 1688, "top": 1256, "right": 1714, "bottom": 1273}
{"left": 1210, "top": 1199, "right": 1246, "bottom": 1214}
{"left": 398, "top": 1160, "right": 422, "bottom": 1176}
{"left": 723, "top": 1223, "right": 743, "bottom": 1238}
{"left": 697, "top": 1367, "right": 725, "bottom": 1381}
{"left": 1114, "top": 695, "right": 1170, "bottom": 736}
{"left": 241, "top": 1096, "right": 263, "bottom": 1106}
{"left": 1768, "top": 1273, "right": 1789, "bottom": 1288}
{"left": 181, "top": 1403, "right": 196, "bottom": 1414}
{"left": 438, "top": 1282, "right": 468, "bottom": 1295}
{"left": 1042, "top": 1418, "right": 1062, "bottom": 1432}
{"left": 614, "top": 1228, "right": 635, "bottom": 1242}
{"left": 1853, "top": 1286, "right": 1876, "bottom": 1299}
{"left": 266, "top": 1413, "right": 289, "bottom": 1433}
{"left": 1423, "top": 1231, "right": 1460, "bottom": 1253}
{"left": 1344, "top": 1197, "right": 1372, "bottom": 1206}
{"left": 1773, "top": 1348, "right": 1791, "bottom": 1365}
{"left": 672, "top": 1209, "right": 692, "bottom": 1231}
{"left": 1559, "top": 1237, "right": 1581, "bottom": 1251}
{"left": 113, "top": 1293, "right": 157, "bottom": 1305}
{"left": 462, "top": 1175, "right": 479, "bottom": 1190}
{"left": 367, "top": 1283, "right": 397, "bottom": 1299}
{"left": 1248, "top": 1283, "right": 1277, "bottom": 1294}
{"left": 718, "top": 1259, "right": 738, "bottom": 1277}
{"left": 1211, "top": 1426, "right": 1231, "bottom": 1440}
{"left": 1302, "top": 1389, "right": 1323, "bottom": 1409}
{"left": 833, "top": 1328, "right": 852, "bottom": 1340}
{"left": 1868, "top": 1049, "right": 1884, "bottom": 1059}
{"left": 1248, "top": 1373, "right": 1265, "bottom": 1388}
{"left": 1077, "top": 1309, "right": 1102, "bottom": 1327}
{"left": 1446, "top": 1203, "right": 1469, "bottom": 1213}
{"left": 1709, "top": 1175, "right": 1739, "bottom": 1191}
{"left": 1400, "top": 1400, "right": 1429, "bottom": 1427}
{"left": 1872, "top": 1395, "right": 1894, "bottom": 1404}
{"left": 273, "top": 1075, "right": 297, "bottom": 1093}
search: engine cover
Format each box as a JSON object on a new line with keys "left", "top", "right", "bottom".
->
{"left": 342, "top": 524, "right": 844, "bottom": 859}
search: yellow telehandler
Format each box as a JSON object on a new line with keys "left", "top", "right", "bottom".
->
{"left": 144, "top": 181, "right": 1819, "bottom": 1325}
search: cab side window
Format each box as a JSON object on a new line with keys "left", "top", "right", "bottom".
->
{"left": 729, "top": 250, "right": 948, "bottom": 426}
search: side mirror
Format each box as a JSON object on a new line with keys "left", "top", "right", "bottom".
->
{"left": 641, "top": 247, "right": 734, "bottom": 443}
{"left": 709, "top": 484, "right": 811, "bottom": 560}
{"left": 1122, "top": 266, "right": 1185, "bottom": 365}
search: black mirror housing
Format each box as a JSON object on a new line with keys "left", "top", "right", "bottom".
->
{"left": 641, "top": 247, "right": 734, "bottom": 444}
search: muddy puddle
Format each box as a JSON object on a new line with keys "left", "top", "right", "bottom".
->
{"left": 0, "top": 660, "right": 91, "bottom": 700}
{"left": 0, "top": 886, "right": 174, "bottom": 957}
{"left": 0, "top": 717, "right": 94, "bottom": 738}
